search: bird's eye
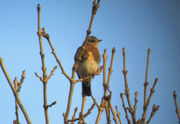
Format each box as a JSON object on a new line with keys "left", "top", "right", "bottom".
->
{"left": 90, "top": 40, "right": 95, "bottom": 43}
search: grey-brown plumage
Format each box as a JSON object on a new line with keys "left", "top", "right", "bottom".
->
{"left": 75, "top": 36, "right": 101, "bottom": 96}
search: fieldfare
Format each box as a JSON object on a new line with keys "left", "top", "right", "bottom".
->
{"left": 75, "top": 36, "right": 102, "bottom": 96}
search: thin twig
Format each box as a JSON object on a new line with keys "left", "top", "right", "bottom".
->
{"left": 107, "top": 92, "right": 118, "bottom": 124}
{"left": 79, "top": 96, "right": 87, "bottom": 124}
{"left": 35, "top": 72, "right": 43, "bottom": 82}
{"left": 17, "top": 70, "right": 26, "bottom": 92}
{"left": 142, "top": 78, "right": 158, "bottom": 123}
{"left": 14, "top": 78, "right": 20, "bottom": 124}
{"left": 95, "top": 49, "right": 108, "bottom": 124}
{"left": 75, "top": 66, "right": 103, "bottom": 83}
{"left": 143, "top": 49, "right": 150, "bottom": 124}
{"left": 46, "top": 101, "right": 57, "bottom": 108}
{"left": 68, "top": 104, "right": 95, "bottom": 123}
{"left": 47, "top": 66, "right": 57, "bottom": 81}
{"left": 0, "top": 58, "right": 32, "bottom": 124}
{"left": 146, "top": 104, "right": 159, "bottom": 124}
{"left": 134, "top": 92, "right": 138, "bottom": 120}
{"left": 122, "top": 48, "right": 136, "bottom": 123}
{"left": 37, "top": 4, "right": 49, "bottom": 124}
{"left": 115, "top": 106, "right": 122, "bottom": 124}
{"left": 70, "top": 107, "right": 78, "bottom": 124}
{"left": 122, "top": 48, "right": 133, "bottom": 109}
{"left": 42, "top": 28, "right": 72, "bottom": 81}
{"left": 102, "top": 49, "right": 110, "bottom": 124}
{"left": 120, "top": 93, "right": 131, "bottom": 124}
{"left": 173, "top": 91, "right": 180, "bottom": 123}
{"left": 91, "top": 94, "right": 100, "bottom": 109}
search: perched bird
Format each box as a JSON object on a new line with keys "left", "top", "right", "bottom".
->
{"left": 75, "top": 36, "right": 102, "bottom": 96}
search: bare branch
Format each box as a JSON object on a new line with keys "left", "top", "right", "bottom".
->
{"left": 47, "top": 66, "right": 57, "bottom": 81}
{"left": 120, "top": 93, "right": 131, "bottom": 124}
{"left": 68, "top": 104, "right": 95, "bottom": 123}
{"left": 13, "top": 78, "right": 20, "bottom": 124}
{"left": 79, "top": 96, "right": 87, "bottom": 124}
{"left": 0, "top": 58, "right": 32, "bottom": 124}
{"left": 115, "top": 106, "right": 122, "bottom": 124}
{"left": 46, "top": 101, "right": 57, "bottom": 108}
{"left": 35, "top": 72, "right": 43, "bottom": 82}
{"left": 146, "top": 104, "right": 159, "bottom": 124}
{"left": 134, "top": 92, "right": 138, "bottom": 119}
{"left": 70, "top": 107, "right": 78, "bottom": 124}
{"left": 91, "top": 94, "right": 100, "bottom": 109}
{"left": 96, "top": 48, "right": 116, "bottom": 124}
{"left": 144, "top": 49, "right": 150, "bottom": 103}
{"left": 173, "top": 91, "right": 180, "bottom": 123}
{"left": 41, "top": 28, "right": 72, "bottom": 81}
{"left": 122, "top": 48, "right": 133, "bottom": 110}
{"left": 37, "top": 4, "right": 50, "bottom": 124}
{"left": 17, "top": 70, "right": 26, "bottom": 92}
{"left": 107, "top": 92, "right": 118, "bottom": 124}
{"left": 122, "top": 48, "right": 138, "bottom": 123}
{"left": 142, "top": 78, "right": 158, "bottom": 123}
{"left": 75, "top": 66, "right": 103, "bottom": 83}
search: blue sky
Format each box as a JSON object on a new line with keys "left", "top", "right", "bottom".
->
{"left": 0, "top": 0, "right": 180, "bottom": 124}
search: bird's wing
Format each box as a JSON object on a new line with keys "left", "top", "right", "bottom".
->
{"left": 74, "top": 46, "right": 82, "bottom": 62}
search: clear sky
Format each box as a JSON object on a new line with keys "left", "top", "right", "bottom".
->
{"left": 0, "top": 0, "right": 180, "bottom": 124}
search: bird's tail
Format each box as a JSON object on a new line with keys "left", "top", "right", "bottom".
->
{"left": 82, "top": 80, "right": 91, "bottom": 96}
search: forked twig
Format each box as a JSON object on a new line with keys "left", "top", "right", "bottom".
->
{"left": 0, "top": 58, "right": 32, "bottom": 124}
{"left": 122, "top": 48, "right": 136, "bottom": 123}
{"left": 17, "top": 70, "right": 26, "bottom": 92}
{"left": 96, "top": 48, "right": 116, "bottom": 124}
{"left": 68, "top": 104, "right": 95, "bottom": 123}
{"left": 146, "top": 104, "right": 159, "bottom": 124}
{"left": 36, "top": 4, "right": 57, "bottom": 124}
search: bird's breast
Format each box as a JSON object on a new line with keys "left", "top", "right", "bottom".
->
{"left": 78, "top": 59, "right": 99, "bottom": 77}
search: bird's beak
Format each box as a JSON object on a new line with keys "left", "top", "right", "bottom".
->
{"left": 98, "top": 39, "right": 102, "bottom": 42}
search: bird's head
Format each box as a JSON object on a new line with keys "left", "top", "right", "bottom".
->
{"left": 86, "top": 36, "right": 102, "bottom": 47}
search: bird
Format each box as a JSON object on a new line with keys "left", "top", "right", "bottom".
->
{"left": 74, "top": 36, "right": 102, "bottom": 96}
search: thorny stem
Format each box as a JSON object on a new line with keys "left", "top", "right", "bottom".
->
{"left": 0, "top": 58, "right": 32, "bottom": 124}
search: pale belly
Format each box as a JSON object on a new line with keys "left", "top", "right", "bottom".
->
{"left": 77, "top": 60, "right": 99, "bottom": 78}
